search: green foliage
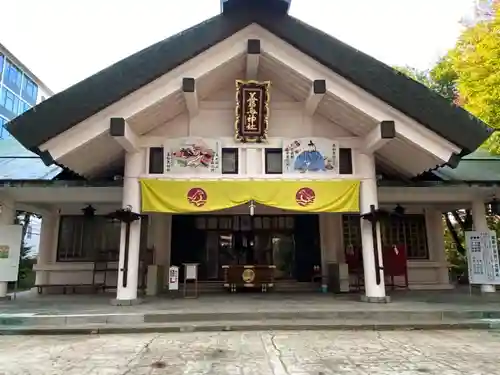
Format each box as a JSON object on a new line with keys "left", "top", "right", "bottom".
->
{"left": 394, "top": 4, "right": 500, "bottom": 280}
{"left": 394, "top": 66, "right": 434, "bottom": 87}
{"left": 394, "top": 64, "right": 457, "bottom": 102}
{"left": 8, "top": 211, "right": 37, "bottom": 291}
{"left": 431, "top": 4, "right": 500, "bottom": 153}
{"left": 442, "top": 210, "right": 500, "bottom": 283}
{"left": 443, "top": 213, "right": 467, "bottom": 282}
{"left": 428, "top": 58, "right": 458, "bottom": 101}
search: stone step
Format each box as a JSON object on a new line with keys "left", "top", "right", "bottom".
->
{"left": 0, "top": 319, "right": 497, "bottom": 335}
{"left": 3, "top": 310, "right": 500, "bottom": 327}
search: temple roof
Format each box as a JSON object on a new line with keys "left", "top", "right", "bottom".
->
{"left": 434, "top": 149, "right": 500, "bottom": 182}
{"left": 6, "top": 0, "right": 490, "bottom": 159}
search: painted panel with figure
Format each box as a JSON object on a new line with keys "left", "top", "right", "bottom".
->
{"left": 164, "top": 138, "right": 221, "bottom": 174}
{"left": 283, "top": 138, "right": 339, "bottom": 174}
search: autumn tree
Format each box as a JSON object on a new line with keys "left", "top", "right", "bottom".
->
{"left": 395, "top": 2, "right": 500, "bottom": 281}
{"left": 432, "top": 2, "right": 500, "bottom": 153}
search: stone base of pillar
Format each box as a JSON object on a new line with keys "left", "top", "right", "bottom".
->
{"left": 360, "top": 295, "right": 391, "bottom": 303}
{"left": 0, "top": 281, "right": 8, "bottom": 300}
{"left": 110, "top": 298, "right": 143, "bottom": 306}
{"left": 480, "top": 284, "right": 496, "bottom": 293}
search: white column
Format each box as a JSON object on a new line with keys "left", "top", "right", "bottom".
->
{"left": 0, "top": 198, "right": 15, "bottom": 299}
{"left": 357, "top": 153, "right": 387, "bottom": 302}
{"left": 34, "top": 213, "right": 56, "bottom": 286}
{"left": 471, "top": 199, "right": 496, "bottom": 293}
{"left": 115, "top": 150, "right": 144, "bottom": 303}
{"left": 152, "top": 213, "right": 172, "bottom": 285}
{"left": 246, "top": 148, "right": 261, "bottom": 175}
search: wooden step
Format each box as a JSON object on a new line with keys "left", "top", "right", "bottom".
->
{"left": 178, "top": 281, "right": 321, "bottom": 293}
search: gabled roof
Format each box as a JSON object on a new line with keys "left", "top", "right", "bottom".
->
{"left": 7, "top": 0, "right": 490, "bottom": 157}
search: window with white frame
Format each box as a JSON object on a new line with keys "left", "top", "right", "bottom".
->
{"left": 265, "top": 148, "right": 283, "bottom": 174}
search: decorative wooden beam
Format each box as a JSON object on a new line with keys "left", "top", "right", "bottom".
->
{"left": 446, "top": 153, "right": 461, "bottom": 169}
{"left": 109, "top": 117, "right": 138, "bottom": 152}
{"left": 246, "top": 39, "right": 260, "bottom": 80}
{"left": 363, "top": 120, "right": 396, "bottom": 154}
{"left": 182, "top": 77, "right": 199, "bottom": 117}
{"left": 39, "top": 150, "right": 55, "bottom": 166}
{"left": 304, "top": 79, "right": 326, "bottom": 116}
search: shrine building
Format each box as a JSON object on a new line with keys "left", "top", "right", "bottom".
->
{"left": 2, "top": 0, "right": 496, "bottom": 303}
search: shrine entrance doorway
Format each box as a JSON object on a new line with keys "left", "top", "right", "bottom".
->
{"left": 170, "top": 214, "right": 321, "bottom": 283}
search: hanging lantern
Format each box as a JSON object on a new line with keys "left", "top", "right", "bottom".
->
{"left": 394, "top": 204, "right": 406, "bottom": 217}
{"left": 81, "top": 204, "right": 96, "bottom": 218}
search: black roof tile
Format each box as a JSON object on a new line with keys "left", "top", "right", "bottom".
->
{"left": 7, "top": 1, "right": 490, "bottom": 157}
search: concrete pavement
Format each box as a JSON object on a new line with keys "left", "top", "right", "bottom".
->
{"left": 1, "top": 330, "right": 500, "bottom": 374}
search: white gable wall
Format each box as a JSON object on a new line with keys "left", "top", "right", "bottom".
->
{"left": 147, "top": 109, "right": 354, "bottom": 139}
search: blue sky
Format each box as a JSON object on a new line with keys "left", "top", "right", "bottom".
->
{"left": 0, "top": 0, "right": 474, "bottom": 93}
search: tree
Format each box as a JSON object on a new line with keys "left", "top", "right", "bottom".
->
{"left": 394, "top": 2, "right": 500, "bottom": 281}
{"left": 443, "top": 214, "right": 468, "bottom": 281}
{"left": 13, "top": 211, "right": 38, "bottom": 289}
{"left": 394, "top": 66, "right": 434, "bottom": 87}
{"left": 432, "top": 2, "right": 500, "bottom": 153}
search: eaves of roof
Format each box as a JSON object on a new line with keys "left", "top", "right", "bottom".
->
{"left": 6, "top": 1, "right": 490, "bottom": 160}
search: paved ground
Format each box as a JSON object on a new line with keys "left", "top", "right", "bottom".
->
{"left": 1, "top": 330, "right": 500, "bottom": 374}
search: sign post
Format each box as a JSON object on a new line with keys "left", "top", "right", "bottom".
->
{"left": 183, "top": 263, "right": 199, "bottom": 298}
{"left": 168, "top": 265, "right": 179, "bottom": 292}
{"left": 465, "top": 231, "right": 500, "bottom": 287}
{"left": 0, "top": 225, "right": 23, "bottom": 300}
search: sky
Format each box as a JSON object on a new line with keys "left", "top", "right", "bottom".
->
{"left": 0, "top": 0, "right": 474, "bottom": 93}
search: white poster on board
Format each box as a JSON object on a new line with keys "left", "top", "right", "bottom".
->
{"left": 0, "top": 225, "right": 23, "bottom": 282}
{"left": 465, "top": 231, "right": 500, "bottom": 285}
{"left": 184, "top": 263, "right": 199, "bottom": 280}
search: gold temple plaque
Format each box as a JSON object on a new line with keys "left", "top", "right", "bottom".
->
{"left": 234, "top": 80, "right": 270, "bottom": 143}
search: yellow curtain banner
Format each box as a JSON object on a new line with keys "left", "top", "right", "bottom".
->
{"left": 140, "top": 179, "right": 360, "bottom": 213}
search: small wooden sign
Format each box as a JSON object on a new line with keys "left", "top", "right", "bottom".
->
{"left": 234, "top": 80, "right": 270, "bottom": 143}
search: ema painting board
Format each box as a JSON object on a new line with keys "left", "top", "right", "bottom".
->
{"left": 164, "top": 138, "right": 221, "bottom": 175}
{"left": 0, "top": 225, "right": 23, "bottom": 282}
{"left": 283, "top": 138, "right": 339, "bottom": 174}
